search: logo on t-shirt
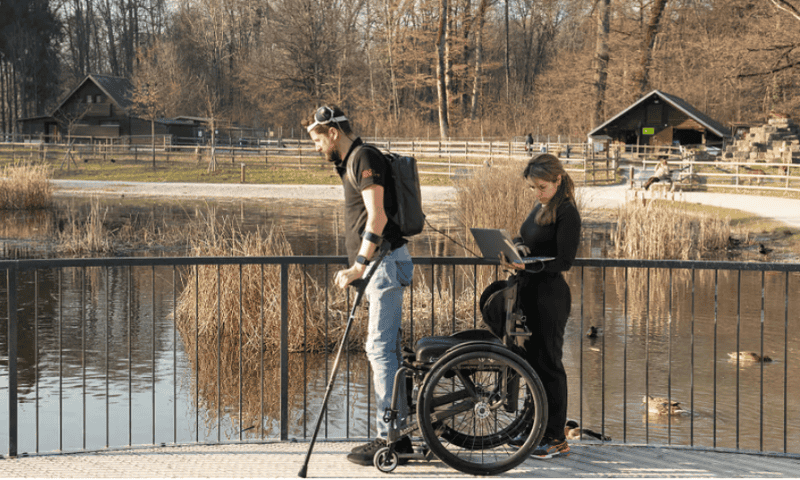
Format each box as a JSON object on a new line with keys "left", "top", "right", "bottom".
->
{"left": 362, "top": 169, "right": 373, "bottom": 179}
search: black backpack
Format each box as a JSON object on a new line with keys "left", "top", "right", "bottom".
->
{"left": 346, "top": 144, "right": 426, "bottom": 237}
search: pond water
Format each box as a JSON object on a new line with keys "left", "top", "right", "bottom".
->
{"left": 0, "top": 196, "right": 798, "bottom": 456}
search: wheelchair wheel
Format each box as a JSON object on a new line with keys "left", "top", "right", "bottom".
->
{"left": 417, "top": 344, "right": 546, "bottom": 476}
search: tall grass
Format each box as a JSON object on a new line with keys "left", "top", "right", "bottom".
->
{"left": 173, "top": 213, "right": 499, "bottom": 358}
{"left": 613, "top": 197, "right": 730, "bottom": 260}
{"left": 57, "top": 197, "right": 113, "bottom": 254}
{"left": 0, "top": 163, "right": 53, "bottom": 209}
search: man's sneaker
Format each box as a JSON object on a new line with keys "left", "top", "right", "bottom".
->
{"left": 530, "top": 438, "right": 570, "bottom": 459}
{"left": 346, "top": 437, "right": 413, "bottom": 466}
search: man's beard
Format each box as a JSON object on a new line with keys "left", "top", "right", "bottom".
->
{"left": 327, "top": 148, "right": 342, "bottom": 164}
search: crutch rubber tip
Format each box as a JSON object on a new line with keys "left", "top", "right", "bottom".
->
{"left": 297, "top": 466, "right": 308, "bottom": 478}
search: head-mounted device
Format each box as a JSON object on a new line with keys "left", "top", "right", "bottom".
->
{"left": 306, "top": 106, "right": 348, "bottom": 133}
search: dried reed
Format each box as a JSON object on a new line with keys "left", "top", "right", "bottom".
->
{"left": 0, "top": 163, "right": 53, "bottom": 210}
{"left": 57, "top": 197, "right": 113, "bottom": 254}
{"left": 173, "top": 211, "right": 504, "bottom": 360}
{"left": 612, "top": 199, "right": 730, "bottom": 260}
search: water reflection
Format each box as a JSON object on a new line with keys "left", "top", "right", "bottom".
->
{"left": 0, "top": 197, "right": 798, "bottom": 456}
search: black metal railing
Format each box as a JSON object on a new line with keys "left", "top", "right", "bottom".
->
{"left": 1, "top": 256, "right": 798, "bottom": 458}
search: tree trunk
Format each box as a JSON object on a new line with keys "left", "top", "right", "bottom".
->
{"left": 471, "top": 0, "right": 489, "bottom": 120}
{"left": 504, "top": 0, "right": 510, "bottom": 101}
{"left": 592, "top": 0, "right": 610, "bottom": 128}
{"left": 437, "top": 0, "right": 450, "bottom": 138}
{"left": 385, "top": 0, "right": 400, "bottom": 122}
{"left": 634, "top": 0, "right": 668, "bottom": 98}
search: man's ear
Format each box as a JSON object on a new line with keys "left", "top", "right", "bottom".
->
{"left": 327, "top": 127, "right": 340, "bottom": 142}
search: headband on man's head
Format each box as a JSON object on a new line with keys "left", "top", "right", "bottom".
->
{"left": 306, "top": 106, "right": 348, "bottom": 133}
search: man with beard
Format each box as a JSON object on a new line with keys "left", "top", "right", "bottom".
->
{"left": 302, "top": 105, "right": 414, "bottom": 465}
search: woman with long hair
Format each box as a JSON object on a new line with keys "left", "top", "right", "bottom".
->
{"left": 506, "top": 153, "right": 581, "bottom": 459}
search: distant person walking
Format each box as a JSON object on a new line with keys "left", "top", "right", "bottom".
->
{"left": 525, "top": 134, "right": 534, "bottom": 155}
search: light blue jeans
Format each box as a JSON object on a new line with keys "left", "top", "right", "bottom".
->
{"left": 364, "top": 245, "right": 413, "bottom": 439}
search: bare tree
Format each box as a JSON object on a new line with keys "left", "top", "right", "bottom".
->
{"left": 632, "top": 0, "right": 668, "bottom": 97}
{"left": 436, "top": 0, "right": 450, "bottom": 138}
{"left": 592, "top": 0, "right": 610, "bottom": 127}
{"left": 470, "top": 0, "right": 490, "bottom": 120}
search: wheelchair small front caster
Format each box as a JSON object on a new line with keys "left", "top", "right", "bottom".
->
{"left": 373, "top": 446, "right": 399, "bottom": 473}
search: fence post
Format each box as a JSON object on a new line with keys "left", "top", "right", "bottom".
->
{"left": 280, "top": 263, "right": 289, "bottom": 441}
{"left": 7, "top": 265, "right": 18, "bottom": 457}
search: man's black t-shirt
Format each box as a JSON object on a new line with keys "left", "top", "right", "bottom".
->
{"left": 335, "top": 138, "right": 406, "bottom": 263}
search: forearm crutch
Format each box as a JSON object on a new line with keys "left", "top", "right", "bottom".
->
{"left": 298, "top": 242, "right": 391, "bottom": 478}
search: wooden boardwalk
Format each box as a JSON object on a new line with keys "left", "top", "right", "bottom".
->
{"left": 0, "top": 441, "right": 797, "bottom": 478}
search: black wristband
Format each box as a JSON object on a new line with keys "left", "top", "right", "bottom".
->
{"left": 355, "top": 254, "right": 370, "bottom": 266}
{"left": 362, "top": 231, "right": 383, "bottom": 245}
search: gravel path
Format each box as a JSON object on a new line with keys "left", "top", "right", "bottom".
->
{"left": 51, "top": 179, "right": 800, "bottom": 229}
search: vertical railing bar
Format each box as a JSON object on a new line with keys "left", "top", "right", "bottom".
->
{"left": 783, "top": 271, "right": 789, "bottom": 454}
{"left": 300, "top": 264, "right": 306, "bottom": 439}
{"left": 645, "top": 268, "right": 650, "bottom": 444}
{"left": 690, "top": 268, "right": 695, "bottom": 447}
{"left": 262, "top": 264, "right": 267, "bottom": 440}
{"left": 623, "top": 267, "right": 628, "bottom": 444}
{"left": 324, "top": 264, "right": 330, "bottom": 438}
{"left": 34, "top": 269, "right": 39, "bottom": 454}
{"left": 216, "top": 265, "right": 221, "bottom": 443}
{"left": 601, "top": 266, "right": 606, "bottom": 437}
{"left": 346, "top": 302, "right": 351, "bottom": 439}
{"left": 173, "top": 266, "right": 177, "bottom": 445}
{"left": 128, "top": 266, "right": 133, "bottom": 447}
{"left": 409, "top": 273, "right": 415, "bottom": 344}
{"left": 59, "top": 269, "right": 63, "bottom": 452}
{"left": 7, "top": 266, "right": 18, "bottom": 458}
{"left": 152, "top": 266, "right": 156, "bottom": 446}
{"left": 468, "top": 265, "right": 478, "bottom": 328}
{"left": 736, "top": 270, "right": 741, "bottom": 450}
{"left": 106, "top": 267, "right": 110, "bottom": 448}
{"left": 713, "top": 269, "right": 719, "bottom": 448}
{"left": 280, "top": 263, "right": 289, "bottom": 441}
{"left": 579, "top": 267, "right": 584, "bottom": 435}
{"left": 430, "top": 264, "right": 435, "bottom": 335}
{"left": 451, "top": 264, "right": 456, "bottom": 332}
{"left": 667, "top": 268, "right": 672, "bottom": 445}
{"left": 194, "top": 266, "right": 199, "bottom": 443}
{"left": 82, "top": 267, "right": 87, "bottom": 450}
{"left": 239, "top": 265, "right": 243, "bottom": 442}
{"left": 759, "top": 270, "right": 765, "bottom": 452}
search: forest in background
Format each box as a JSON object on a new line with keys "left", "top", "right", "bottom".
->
{"left": 3, "top": 0, "right": 800, "bottom": 139}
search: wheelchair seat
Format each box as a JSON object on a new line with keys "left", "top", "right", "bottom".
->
{"left": 414, "top": 329, "right": 503, "bottom": 364}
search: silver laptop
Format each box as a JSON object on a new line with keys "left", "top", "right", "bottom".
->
{"left": 470, "top": 228, "right": 555, "bottom": 264}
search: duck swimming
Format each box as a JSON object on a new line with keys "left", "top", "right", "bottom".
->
{"left": 643, "top": 395, "right": 687, "bottom": 415}
{"left": 564, "top": 420, "right": 611, "bottom": 441}
{"left": 586, "top": 326, "right": 599, "bottom": 338}
{"left": 728, "top": 351, "right": 772, "bottom": 363}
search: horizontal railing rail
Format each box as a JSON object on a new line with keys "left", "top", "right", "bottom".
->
{"left": 2, "top": 256, "right": 799, "bottom": 458}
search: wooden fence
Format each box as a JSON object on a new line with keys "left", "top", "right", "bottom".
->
{"left": 1, "top": 138, "right": 798, "bottom": 193}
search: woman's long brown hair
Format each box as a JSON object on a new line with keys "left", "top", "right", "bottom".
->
{"left": 523, "top": 153, "right": 576, "bottom": 225}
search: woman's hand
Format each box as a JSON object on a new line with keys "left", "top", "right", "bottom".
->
{"left": 499, "top": 253, "right": 525, "bottom": 271}
{"left": 515, "top": 242, "right": 531, "bottom": 257}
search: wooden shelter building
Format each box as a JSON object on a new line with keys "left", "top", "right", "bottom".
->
{"left": 18, "top": 74, "right": 197, "bottom": 143}
{"left": 588, "top": 90, "right": 731, "bottom": 148}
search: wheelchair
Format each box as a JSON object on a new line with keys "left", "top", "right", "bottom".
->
{"left": 372, "top": 273, "right": 548, "bottom": 475}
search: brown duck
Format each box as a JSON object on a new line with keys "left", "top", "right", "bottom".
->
{"left": 643, "top": 395, "right": 687, "bottom": 415}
